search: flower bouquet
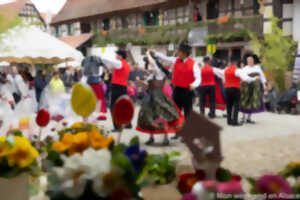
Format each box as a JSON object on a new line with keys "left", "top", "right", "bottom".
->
{"left": 0, "top": 134, "right": 40, "bottom": 200}
{"left": 45, "top": 122, "right": 180, "bottom": 200}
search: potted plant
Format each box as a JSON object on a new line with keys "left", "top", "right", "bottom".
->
{"left": 0, "top": 135, "right": 40, "bottom": 200}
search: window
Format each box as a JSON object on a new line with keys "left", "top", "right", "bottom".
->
{"left": 69, "top": 23, "right": 75, "bottom": 36}
{"left": 196, "top": 47, "right": 206, "bottom": 57}
{"left": 80, "top": 22, "right": 91, "bottom": 33}
{"left": 103, "top": 19, "right": 110, "bottom": 30}
{"left": 58, "top": 25, "right": 63, "bottom": 37}
{"left": 121, "top": 17, "right": 129, "bottom": 29}
{"left": 143, "top": 11, "right": 159, "bottom": 26}
{"left": 207, "top": 0, "right": 219, "bottom": 19}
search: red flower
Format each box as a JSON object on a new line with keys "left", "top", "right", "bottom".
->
{"left": 217, "top": 180, "right": 243, "bottom": 195}
{"left": 178, "top": 173, "right": 205, "bottom": 193}
{"left": 256, "top": 175, "right": 292, "bottom": 200}
{"left": 182, "top": 193, "right": 197, "bottom": 200}
{"left": 36, "top": 109, "right": 50, "bottom": 127}
{"left": 113, "top": 95, "right": 134, "bottom": 126}
{"left": 111, "top": 189, "right": 132, "bottom": 200}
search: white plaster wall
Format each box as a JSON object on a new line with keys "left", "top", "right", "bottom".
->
{"left": 293, "top": 1, "right": 300, "bottom": 42}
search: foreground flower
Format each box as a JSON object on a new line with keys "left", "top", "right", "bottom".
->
{"left": 111, "top": 189, "right": 132, "bottom": 200}
{"left": 256, "top": 175, "right": 292, "bottom": 199}
{"left": 178, "top": 173, "right": 205, "bottom": 193}
{"left": 113, "top": 95, "right": 134, "bottom": 126}
{"left": 69, "top": 132, "right": 89, "bottom": 155}
{"left": 90, "top": 130, "right": 114, "bottom": 150}
{"left": 217, "top": 180, "right": 243, "bottom": 195}
{"left": 7, "top": 136, "right": 38, "bottom": 168}
{"left": 53, "top": 148, "right": 111, "bottom": 198}
{"left": 71, "top": 122, "right": 84, "bottom": 129}
{"left": 52, "top": 133, "right": 73, "bottom": 153}
{"left": 124, "top": 144, "right": 147, "bottom": 171}
{"left": 192, "top": 182, "right": 213, "bottom": 200}
{"left": 182, "top": 193, "right": 197, "bottom": 200}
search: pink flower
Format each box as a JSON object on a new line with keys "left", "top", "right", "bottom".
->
{"left": 203, "top": 181, "right": 217, "bottom": 190}
{"left": 256, "top": 175, "right": 292, "bottom": 199}
{"left": 182, "top": 193, "right": 197, "bottom": 200}
{"left": 217, "top": 180, "right": 243, "bottom": 195}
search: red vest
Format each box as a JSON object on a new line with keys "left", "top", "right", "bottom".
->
{"left": 111, "top": 59, "right": 130, "bottom": 86}
{"left": 201, "top": 65, "right": 215, "bottom": 86}
{"left": 172, "top": 58, "right": 195, "bottom": 88}
{"left": 224, "top": 66, "right": 241, "bottom": 88}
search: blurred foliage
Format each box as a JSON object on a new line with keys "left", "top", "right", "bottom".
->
{"left": 205, "top": 30, "right": 253, "bottom": 43}
{"left": 0, "top": 13, "right": 21, "bottom": 43}
{"left": 250, "top": 17, "right": 297, "bottom": 92}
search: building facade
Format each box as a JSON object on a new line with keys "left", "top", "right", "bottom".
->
{"left": 51, "top": 0, "right": 296, "bottom": 64}
{"left": 0, "top": 0, "right": 46, "bottom": 31}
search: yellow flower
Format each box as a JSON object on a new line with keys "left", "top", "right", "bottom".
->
{"left": 71, "top": 122, "right": 84, "bottom": 129}
{"left": 52, "top": 133, "right": 74, "bottom": 153}
{"left": 290, "top": 161, "right": 300, "bottom": 167}
{"left": 89, "top": 131, "right": 114, "bottom": 150}
{"left": 0, "top": 137, "right": 12, "bottom": 157}
{"left": 69, "top": 132, "right": 89, "bottom": 155}
{"left": 7, "top": 137, "right": 38, "bottom": 168}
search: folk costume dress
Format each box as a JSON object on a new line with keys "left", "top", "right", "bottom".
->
{"left": 136, "top": 55, "right": 184, "bottom": 134}
{"left": 240, "top": 65, "right": 267, "bottom": 114}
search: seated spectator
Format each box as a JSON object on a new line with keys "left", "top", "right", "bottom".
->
{"left": 264, "top": 81, "right": 278, "bottom": 112}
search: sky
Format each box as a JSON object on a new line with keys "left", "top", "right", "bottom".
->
{"left": 0, "top": 0, "right": 66, "bottom": 14}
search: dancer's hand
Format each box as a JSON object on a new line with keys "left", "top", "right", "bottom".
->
{"left": 255, "top": 76, "right": 260, "bottom": 80}
{"left": 190, "top": 85, "right": 196, "bottom": 91}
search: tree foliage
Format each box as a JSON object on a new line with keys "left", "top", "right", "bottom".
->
{"left": 250, "top": 17, "right": 297, "bottom": 92}
{"left": 0, "top": 13, "right": 21, "bottom": 42}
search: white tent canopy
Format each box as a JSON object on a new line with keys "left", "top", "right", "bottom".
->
{"left": 0, "top": 26, "right": 83, "bottom": 65}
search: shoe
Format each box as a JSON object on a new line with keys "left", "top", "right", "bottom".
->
{"left": 125, "top": 124, "right": 132, "bottom": 129}
{"left": 145, "top": 137, "right": 154, "bottom": 145}
{"left": 111, "top": 129, "right": 118, "bottom": 133}
{"left": 162, "top": 139, "right": 170, "bottom": 146}
{"left": 97, "top": 115, "right": 107, "bottom": 121}
{"left": 208, "top": 113, "right": 216, "bottom": 119}
{"left": 246, "top": 119, "right": 255, "bottom": 124}
{"left": 171, "top": 134, "right": 179, "bottom": 140}
{"left": 231, "top": 122, "right": 243, "bottom": 127}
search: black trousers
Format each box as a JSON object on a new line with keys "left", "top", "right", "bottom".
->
{"left": 12, "top": 93, "right": 21, "bottom": 104}
{"left": 199, "top": 86, "right": 216, "bottom": 116}
{"left": 225, "top": 88, "right": 241, "bottom": 124}
{"left": 110, "top": 84, "right": 128, "bottom": 129}
{"left": 173, "top": 87, "right": 193, "bottom": 118}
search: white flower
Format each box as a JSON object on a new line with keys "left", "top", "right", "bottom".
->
{"left": 192, "top": 182, "right": 212, "bottom": 200}
{"left": 53, "top": 148, "right": 112, "bottom": 199}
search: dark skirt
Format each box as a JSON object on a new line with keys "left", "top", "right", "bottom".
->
{"left": 136, "top": 85, "right": 184, "bottom": 135}
{"left": 240, "top": 80, "right": 265, "bottom": 114}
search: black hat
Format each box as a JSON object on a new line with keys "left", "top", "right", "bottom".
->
{"left": 203, "top": 56, "right": 210, "bottom": 63}
{"left": 116, "top": 49, "right": 127, "bottom": 59}
{"left": 178, "top": 42, "right": 192, "bottom": 56}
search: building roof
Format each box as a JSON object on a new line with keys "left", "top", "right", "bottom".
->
{"left": 52, "top": 0, "right": 168, "bottom": 24}
{"left": 59, "top": 33, "right": 93, "bottom": 48}
{"left": 0, "top": 0, "right": 30, "bottom": 18}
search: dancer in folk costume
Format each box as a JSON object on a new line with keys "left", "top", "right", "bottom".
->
{"left": 99, "top": 50, "right": 131, "bottom": 131}
{"left": 240, "top": 55, "right": 267, "bottom": 124}
{"left": 82, "top": 56, "right": 107, "bottom": 120}
{"left": 198, "top": 57, "right": 224, "bottom": 118}
{"left": 151, "top": 43, "right": 201, "bottom": 139}
{"left": 136, "top": 51, "right": 184, "bottom": 146}
{"left": 214, "top": 57, "right": 260, "bottom": 126}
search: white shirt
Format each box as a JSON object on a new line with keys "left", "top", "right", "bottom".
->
{"left": 213, "top": 67, "right": 257, "bottom": 83}
{"left": 99, "top": 56, "right": 122, "bottom": 69}
{"left": 6, "top": 74, "right": 28, "bottom": 98}
{"left": 242, "top": 65, "right": 267, "bottom": 84}
{"left": 147, "top": 61, "right": 166, "bottom": 81}
{"left": 155, "top": 52, "right": 201, "bottom": 88}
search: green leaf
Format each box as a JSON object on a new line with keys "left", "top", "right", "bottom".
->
{"left": 130, "top": 136, "right": 140, "bottom": 146}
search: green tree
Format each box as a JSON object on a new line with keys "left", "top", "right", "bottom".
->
{"left": 0, "top": 13, "right": 21, "bottom": 42}
{"left": 251, "top": 17, "right": 297, "bottom": 92}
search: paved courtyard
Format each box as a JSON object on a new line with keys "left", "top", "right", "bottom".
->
{"left": 105, "top": 107, "right": 300, "bottom": 177}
